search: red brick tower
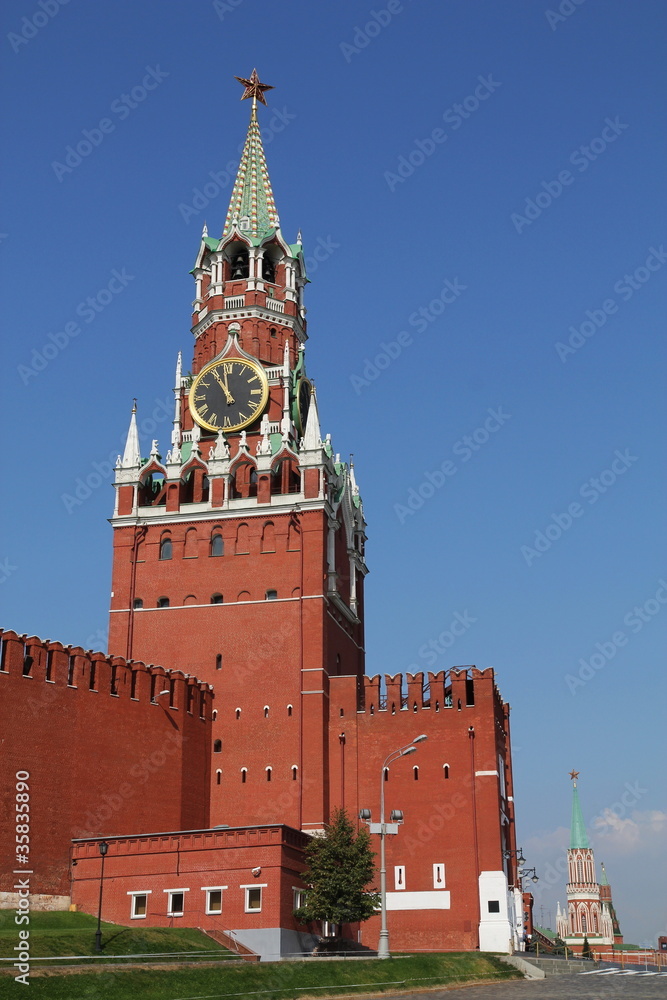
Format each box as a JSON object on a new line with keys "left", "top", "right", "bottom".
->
{"left": 108, "top": 71, "right": 367, "bottom": 834}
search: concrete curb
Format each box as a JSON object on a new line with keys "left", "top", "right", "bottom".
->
{"left": 499, "top": 955, "right": 546, "bottom": 979}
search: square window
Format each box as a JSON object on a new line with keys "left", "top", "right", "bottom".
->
{"left": 207, "top": 890, "right": 222, "bottom": 915}
{"left": 131, "top": 894, "right": 148, "bottom": 918}
{"left": 168, "top": 892, "right": 184, "bottom": 916}
{"left": 293, "top": 888, "right": 306, "bottom": 910}
{"left": 488, "top": 900, "right": 500, "bottom": 913}
{"left": 245, "top": 887, "right": 262, "bottom": 912}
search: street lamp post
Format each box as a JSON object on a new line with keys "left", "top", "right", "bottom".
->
{"left": 94, "top": 840, "right": 109, "bottom": 953}
{"left": 360, "top": 734, "right": 427, "bottom": 960}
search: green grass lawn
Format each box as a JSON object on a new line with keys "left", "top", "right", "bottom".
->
{"left": 0, "top": 950, "right": 519, "bottom": 1000}
{"left": 0, "top": 909, "right": 231, "bottom": 962}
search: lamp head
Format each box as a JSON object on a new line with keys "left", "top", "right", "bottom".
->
{"left": 413, "top": 734, "right": 428, "bottom": 743}
{"left": 517, "top": 852, "right": 525, "bottom": 866}
{"left": 402, "top": 746, "right": 417, "bottom": 756}
{"left": 98, "top": 840, "right": 109, "bottom": 857}
{"left": 358, "top": 808, "right": 371, "bottom": 821}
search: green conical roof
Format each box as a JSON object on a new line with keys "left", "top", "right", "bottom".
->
{"left": 599, "top": 862, "right": 609, "bottom": 886}
{"left": 570, "top": 781, "right": 590, "bottom": 849}
{"left": 223, "top": 104, "right": 280, "bottom": 240}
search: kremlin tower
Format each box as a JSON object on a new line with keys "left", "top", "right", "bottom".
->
{"left": 556, "top": 772, "right": 622, "bottom": 953}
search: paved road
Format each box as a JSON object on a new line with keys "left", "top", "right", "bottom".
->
{"left": 382, "top": 970, "right": 667, "bottom": 999}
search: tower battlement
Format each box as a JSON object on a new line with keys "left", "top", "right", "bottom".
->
{"left": 358, "top": 666, "right": 502, "bottom": 715}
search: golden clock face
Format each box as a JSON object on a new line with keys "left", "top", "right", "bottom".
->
{"left": 294, "top": 377, "right": 312, "bottom": 435}
{"left": 189, "top": 357, "right": 269, "bottom": 433}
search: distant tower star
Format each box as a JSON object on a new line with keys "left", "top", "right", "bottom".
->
{"left": 234, "top": 68, "right": 274, "bottom": 107}
{"left": 569, "top": 769, "right": 580, "bottom": 782}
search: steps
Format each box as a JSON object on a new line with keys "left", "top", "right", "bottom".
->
{"left": 525, "top": 956, "right": 596, "bottom": 976}
{"left": 201, "top": 928, "right": 260, "bottom": 962}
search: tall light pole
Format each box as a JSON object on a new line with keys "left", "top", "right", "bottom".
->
{"left": 360, "top": 734, "right": 427, "bottom": 960}
{"left": 94, "top": 840, "right": 109, "bottom": 953}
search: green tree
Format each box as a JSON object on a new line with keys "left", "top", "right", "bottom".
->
{"left": 581, "top": 935, "right": 592, "bottom": 959}
{"left": 294, "top": 808, "right": 380, "bottom": 936}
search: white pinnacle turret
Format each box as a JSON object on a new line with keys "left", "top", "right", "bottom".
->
{"left": 119, "top": 401, "right": 141, "bottom": 469}
{"left": 302, "top": 387, "right": 321, "bottom": 451}
{"left": 172, "top": 351, "right": 183, "bottom": 446}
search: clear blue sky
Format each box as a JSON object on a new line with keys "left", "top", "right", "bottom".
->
{"left": 2, "top": 0, "right": 664, "bottom": 945}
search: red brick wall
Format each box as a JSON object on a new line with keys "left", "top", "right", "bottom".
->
{"left": 71, "top": 825, "right": 309, "bottom": 933}
{"left": 0, "top": 630, "right": 212, "bottom": 897}
{"left": 329, "top": 667, "right": 515, "bottom": 952}
{"left": 109, "top": 508, "right": 365, "bottom": 833}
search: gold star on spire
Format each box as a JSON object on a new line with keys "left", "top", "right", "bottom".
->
{"left": 569, "top": 769, "right": 580, "bottom": 781}
{"left": 234, "top": 68, "right": 274, "bottom": 108}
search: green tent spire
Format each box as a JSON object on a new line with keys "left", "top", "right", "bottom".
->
{"left": 570, "top": 780, "right": 589, "bottom": 849}
{"left": 599, "top": 862, "right": 609, "bottom": 886}
{"left": 223, "top": 76, "right": 280, "bottom": 241}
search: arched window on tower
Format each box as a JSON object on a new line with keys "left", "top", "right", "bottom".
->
{"left": 211, "top": 593, "right": 223, "bottom": 604}
{"left": 230, "top": 249, "right": 249, "bottom": 279}
{"left": 266, "top": 767, "right": 272, "bottom": 782}
{"left": 210, "top": 531, "right": 224, "bottom": 557}
{"left": 262, "top": 254, "right": 277, "bottom": 284}
{"left": 215, "top": 769, "right": 221, "bottom": 786}
{"left": 184, "top": 528, "right": 198, "bottom": 558}
{"left": 235, "top": 523, "right": 249, "bottom": 554}
{"left": 272, "top": 458, "right": 300, "bottom": 496}
{"left": 261, "top": 522, "right": 276, "bottom": 553}
{"left": 213, "top": 740, "right": 222, "bottom": 753}
{"left": 241, "top": 768, "right": 247, "bottom": 783}
{"left": 576, "top": 859, "right": 584, "bottom": 882}
{"left": 581, "top": 912, "right": 587, "bottom": 934}
{"left": 159, "top": 535, "right": 172, "bottom": 560}
{"left": 413, "top": 766, "right": 419, "bottom": 781}
{"left": 443, "top": 764, "right": 450, "bottom": 779}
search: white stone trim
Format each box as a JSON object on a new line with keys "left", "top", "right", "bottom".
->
{"left": 385, "top": 890, "right": 450, "bottom": 910}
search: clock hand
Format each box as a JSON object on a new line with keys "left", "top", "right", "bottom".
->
{"left": 212, "top": 368, "right": 235, "bottom": 404}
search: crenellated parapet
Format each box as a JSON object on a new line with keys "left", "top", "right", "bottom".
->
{"left": 358, "top": 666, "right": 501, "bottom": 716}
{"left": 0, "top": 628, "right": 213, "bottom": 718}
